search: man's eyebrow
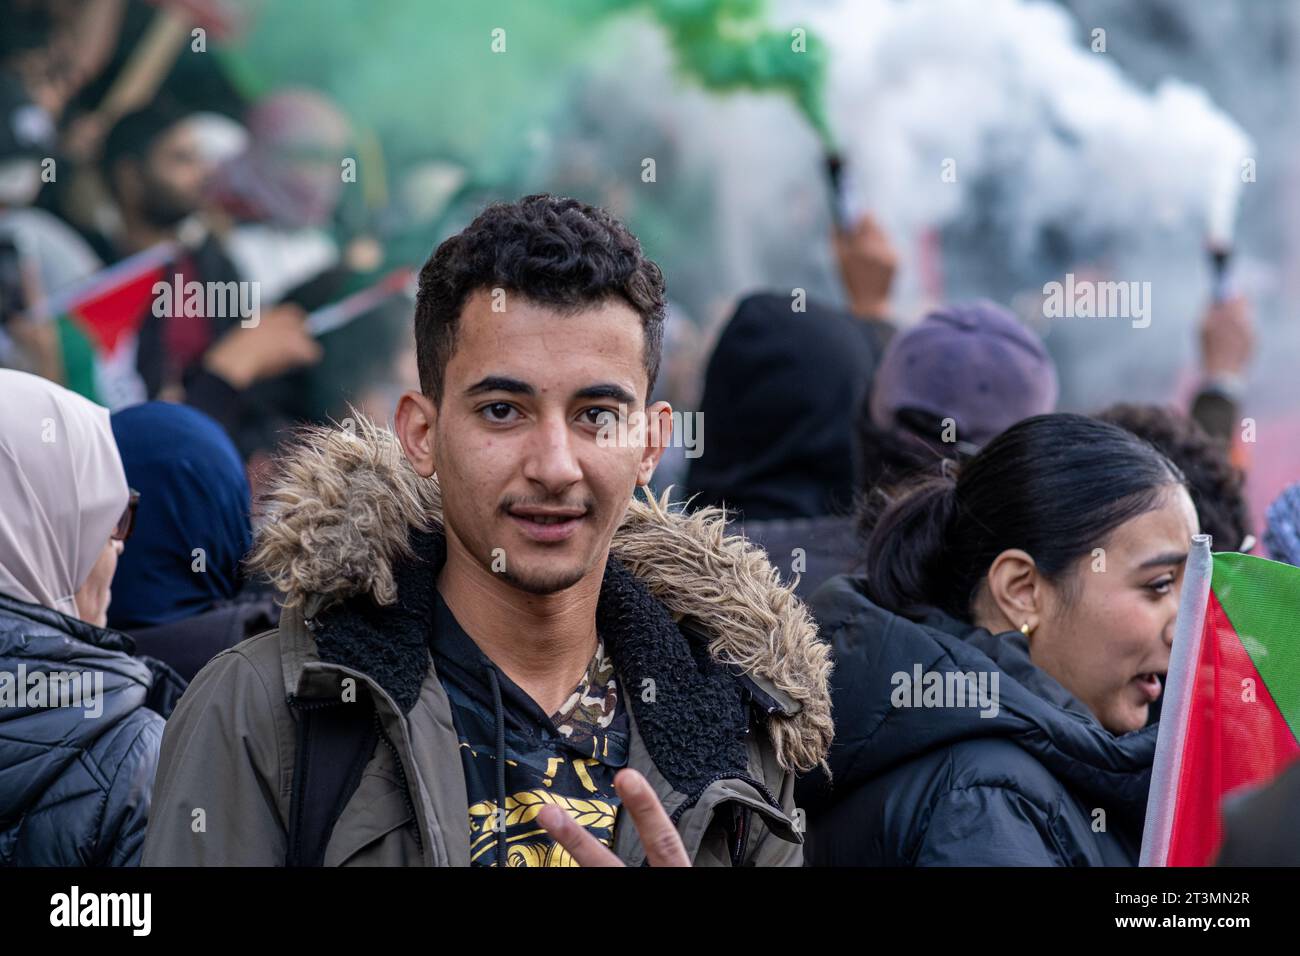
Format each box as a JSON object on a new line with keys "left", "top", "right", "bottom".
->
{"left": 1137, "top": 551, "right": 1190, "bottom": 570}
{"left": 465, "top": 376, "right": 534, "bottom": 397}
{"left": 574, "top": 383, "right": 637, "bottom": 404}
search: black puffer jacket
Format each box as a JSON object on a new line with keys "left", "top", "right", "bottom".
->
{"left": 798, "top": 575, "right": 1158, "bottom": 866}
{"left": 0, "top": 593, "right": 164, "bottom": 866}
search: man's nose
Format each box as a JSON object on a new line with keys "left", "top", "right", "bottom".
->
{"left": 521, "top": 414, "right": 583, "bottom": 493}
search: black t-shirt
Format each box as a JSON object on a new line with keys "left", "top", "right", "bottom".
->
{"left": 430, "top": 590, "right": 629, "bottom": 866}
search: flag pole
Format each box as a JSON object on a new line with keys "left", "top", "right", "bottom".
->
{"left": 1140, "top": 532, "right": 1214, "bottom": 866}
{"left": 304, "top": 267, "right": 414, "bottom": 338}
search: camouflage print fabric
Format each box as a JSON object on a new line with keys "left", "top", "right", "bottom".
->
{"left": 430, "top": 591, "right": 630, "bottom": 867}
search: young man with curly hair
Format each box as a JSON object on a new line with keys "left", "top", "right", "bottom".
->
{"left": 143, "top": 195, "right": 832, "bottom": 867}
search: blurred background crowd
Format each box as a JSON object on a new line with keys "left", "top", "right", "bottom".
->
{"left": 0, "top": 0, "right": 1295, "bottom": 509}
{"left": 0, "top": 0, "right": 1298, "bottom": 866}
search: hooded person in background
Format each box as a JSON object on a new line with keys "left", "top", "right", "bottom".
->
{"left": 855, "top": 299, "right": 1059, "bottom": 505}
{"left": 685, "top": 292, "right": 889, "bottom": 600}
{"left": 0, "top": 369, "right": 166, "bottom": 866}
{"left": 202, "top": 88, "right": 376, "bottom": 462}
{"left": 799, "top": 415, "right": 1198, "bottom": 866}
{"left": 107, "top": 401, "right": 276, "bottom": 681}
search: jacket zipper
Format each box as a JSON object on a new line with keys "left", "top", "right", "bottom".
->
{"left": 287, "top": 695, "right": 346, "bottom": 712}
{"left": 373, "top": 710, "right": 424, "bottom": 854}
{"left": 730, "top": 804, "right": 750, "bottom": 866}
{"left": 652, "top": 770, "right": 777, "bottom": 867}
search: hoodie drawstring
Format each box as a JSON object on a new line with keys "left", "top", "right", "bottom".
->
{"left": 487, "top": 667, "right": 508, "bottom": 868}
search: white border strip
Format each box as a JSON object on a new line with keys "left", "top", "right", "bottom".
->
{"left": 1140, "top": 533, "right": 1214, "bottom": 867}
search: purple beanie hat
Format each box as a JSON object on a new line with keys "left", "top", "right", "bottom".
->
{"left": 870, "top": 300, "right": 1059, "bottom": 447}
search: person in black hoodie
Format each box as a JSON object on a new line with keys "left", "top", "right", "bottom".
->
{"left": 685, "top": 292, "right": 891, "bottom": 600}
{"left": 799, "top": 414, "right": 1200, "bottom": 865}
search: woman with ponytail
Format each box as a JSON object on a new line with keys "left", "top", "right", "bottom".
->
{"left": 798, "top": 414, "right": 1199, "bottom": 865}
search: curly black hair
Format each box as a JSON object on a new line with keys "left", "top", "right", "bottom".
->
{"left": 1095, "top": 402, "right": 1252, "bottom": 551}
{"left": 414, "top": 194, "right": 666, "bottom": 403}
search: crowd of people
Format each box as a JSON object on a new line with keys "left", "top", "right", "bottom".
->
{"left": 1, "top": 1, "right": 1297, "bottom": 868}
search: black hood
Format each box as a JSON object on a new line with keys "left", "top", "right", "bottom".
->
{"left": 686, "top": 292, "right": 883, "bottom": 521}
{"left": 806, "top": 574, "right": 1158, "bottom": 828}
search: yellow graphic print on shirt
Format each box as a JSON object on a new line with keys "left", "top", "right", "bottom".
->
{"left": 453, "top": 640, "right": 628, "bottom": 866}
{"left": 467, "top": 781, "right": 617, "bottom": 866}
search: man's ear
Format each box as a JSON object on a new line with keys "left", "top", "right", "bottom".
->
{"left": 394, "top": 389, "right": 439, "bottom": 477}
{"left": 982, "top": 548, "right": 1043, "bottom": 635}
{"left": 635, "top": 400, "right": 673, "bottom": 488}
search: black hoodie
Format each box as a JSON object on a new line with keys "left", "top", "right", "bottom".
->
{"left": 798, "top": 575, "right": 1158, "bottom": 866}
{"left": 685, "top": 292, "right": 890, "bottom": 521}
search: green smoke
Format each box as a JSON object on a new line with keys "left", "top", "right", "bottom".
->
{"left": 210, "top": 0, "right": 833, "bottom": 332}
{"left": 586, "top": 0, "right": 835, "bottom": 148}
{"left": 219, "top": 0, "right": 835, "bottom": 172}
{"left": 217, "top": 0, "right": 597, "bottom": 183}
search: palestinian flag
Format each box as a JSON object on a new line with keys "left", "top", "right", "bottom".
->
{"left": 46, "top": 243, "right": 177, "bottom": 408}
{"left": 1142, "top": 540, "right": 1300, "bottom": 865}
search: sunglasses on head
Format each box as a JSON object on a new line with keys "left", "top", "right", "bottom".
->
{"left": 112, "top": 489, "right": 140, "bottom": 542}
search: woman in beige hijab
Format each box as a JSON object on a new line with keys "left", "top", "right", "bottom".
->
{"left": 0, "top": 370, "right": 166, "bottom": 866}
{"left": 0, "top": 370, "right": 131, "bottom": 623}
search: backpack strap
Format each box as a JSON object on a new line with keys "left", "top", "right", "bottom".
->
{"left": 286, "top": 698, "right": 379, "bottom": 867}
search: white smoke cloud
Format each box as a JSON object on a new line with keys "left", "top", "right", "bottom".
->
{"left": 807, "top": 0, "right": 1254, "bottom": 261}
{"left": 562, "top": 0, "right": 1292, "bottom": 525}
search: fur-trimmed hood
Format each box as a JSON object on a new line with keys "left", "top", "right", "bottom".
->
{"left": 249, "top": 415, "right": 832, "bottom": 774}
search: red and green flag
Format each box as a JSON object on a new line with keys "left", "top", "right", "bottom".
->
{"left": 1142, "top": 540, "right": 1300, "bottom": 865}
{"left": 46, "top": 243, "right": 177, "bottom": 407}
